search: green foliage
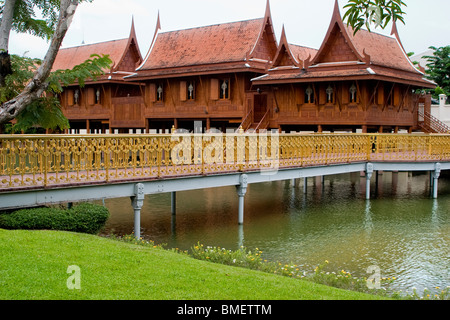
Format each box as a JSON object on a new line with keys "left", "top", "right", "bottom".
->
{"left": 0, "top": 53, "right": 112, "bottom": 132}
{"left": 0, "top": 53, "right": 40, "bottom": 103}
{"left": 48, "top": 53, "right": 113, "bottom": 93}
{"left": 424, "top": 46, "right": 450, "bottom": 97}
{"left": 343, "top": 0, "right": 407, "bottom": 34}
{"left": 0, "top": 0, "right": 93, "bottom": 40}
{"left": 0, "top": 203, "right": 110, "bottom": 234}
{"left": 8, "top": 96, "right": 70, "bottom": 133}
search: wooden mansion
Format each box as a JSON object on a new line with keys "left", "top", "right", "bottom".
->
{"left": 53, "top": 0, "right": 436, "bottom": 134}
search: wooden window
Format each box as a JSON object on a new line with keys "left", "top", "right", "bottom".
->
{"left": 74, "top": 89, "right": 80, "bottom": 105}
{"left": 326, "top": 85, "right": 334, "bottom": 104}
{"left": 95, "top": 88, "right": 101, "bottom": 104}
{"left": 181, "top": 80, "right": 195, "bottom": 101}
{"left": 187, "top": 81, "right": 195, "bottom": 100}
{"left": 219, "top": 79, "right": 230, "bottom": 100}
{"left": 384, "top": 85, "right": 394, "bottom": 106}
{"left": 156, "top": 83, "right": 164, "bottom": 102}
{"left": 305, "top": 85, "right": 315, "bottom": 104}
{"left": 349, "top": 83, "right": 357, "bottom": 103}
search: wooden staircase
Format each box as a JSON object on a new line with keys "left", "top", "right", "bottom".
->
{"left": 418, "top": 110, "right": 450, "bottom": 134}
{"left": 238, "top": 109, "right": 270, "bottom": 132}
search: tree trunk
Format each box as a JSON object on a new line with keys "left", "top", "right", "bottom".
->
{"left": 0, "top": 0, "right": 17, "bottom": 52}
{"left": 0, "top": 0, "right": 17, "bottom": 87}
{"left": 0, "top": 0, "right": 79, "bottom": 124}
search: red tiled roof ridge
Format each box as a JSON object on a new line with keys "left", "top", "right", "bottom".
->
{"left": 158, "top": 17, "right": 264, "bottom": 35}
{"left": 59, "top": 38, "right": 129, "bottom": 51}
{"left": 289, "top": 43, "right": 318, "bottom": 51}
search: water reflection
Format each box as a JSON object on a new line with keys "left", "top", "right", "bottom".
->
{"left": 100, "top": 172, "right": 450, "bottom": 295}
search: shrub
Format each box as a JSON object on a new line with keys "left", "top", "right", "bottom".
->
{"left": 0, "top": 203, "right": 110, "bottom": 234}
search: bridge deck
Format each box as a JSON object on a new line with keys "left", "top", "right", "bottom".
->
{"left": 1, "top": 133, "right": 450, "bottom": 193}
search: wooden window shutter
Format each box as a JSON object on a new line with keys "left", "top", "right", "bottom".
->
{"left": 319, "top": 85, "right": 327, "bottom": 105}
{"left": 148, "top": 83, "right": 156, "bottom": 102}
{"left": 67, "top": 89, "right": 74, "bottom": 106}
{"left": 341, "top": 83, "right": 350, "bottom": 104}
{"left": 87, "top": 87, "right": 95, "bottom": 105}
{"left": 210, "top": 78, "right": 219, "bottom": 101}
{"left": 393, "top": 86, "right": 401, "bottom": 106}
{"left": 377, "top": 83, "right": 384, "bottom": 105}
{"left": 180, "top": 81, "right": 187, "bottom": 101}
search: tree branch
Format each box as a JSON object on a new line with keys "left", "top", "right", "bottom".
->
{"left": 0, "top": 0, "right": 79, "bottom": 124}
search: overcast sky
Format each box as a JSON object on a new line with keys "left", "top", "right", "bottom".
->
{"left": 8, "top": 0, "right": 450, "bottom": 60}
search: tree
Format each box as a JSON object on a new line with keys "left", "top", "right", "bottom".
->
{"left": 343, "top": 0, "right": 407, "bottom": 33}
{"left": 1, "top": 52, "right": 111, "bottom": 133}
{"left": 424, "top": 46, "right": 450, "bottom": 97}
{"left": 0, "top": 0, "right": 111, "bottom": 130}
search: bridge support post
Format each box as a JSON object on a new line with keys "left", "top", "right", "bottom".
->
{"left": 365, "top": 163, "right": 374, "bottom": 200}
{"left": 433, "top": 163, "right": 441, "bottom": 199}
{"left": 130, "top": 183, "right": 145, "bottom": 239}
{"left": 303, "top": 178, "right": 308, "bottom": 194}
{"left": 236, "top": 174, "right": 248, "bottom": 225}
{"left": 171, "top": 192, "right": 177, "bottom": 215}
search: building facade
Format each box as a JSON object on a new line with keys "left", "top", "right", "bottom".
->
{"left": 53, "top": 0, "right": 436, "bottom": 134}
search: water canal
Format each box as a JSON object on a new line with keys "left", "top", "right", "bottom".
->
{"left": 101, "top": 171, "right": 450, "bottom": 296}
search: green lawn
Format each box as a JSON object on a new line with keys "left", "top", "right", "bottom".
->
{"left": 0, "top": 229, "right": 385, "bottom": 300}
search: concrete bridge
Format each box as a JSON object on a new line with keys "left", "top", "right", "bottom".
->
{"left": 1, "top": 133, "right": 450, "bottom": 238}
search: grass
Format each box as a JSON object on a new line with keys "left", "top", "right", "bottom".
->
{"left": 0, "top": 229, "right": 385, "bottom": 300}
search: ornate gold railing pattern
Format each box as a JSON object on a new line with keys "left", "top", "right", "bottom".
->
{"left": 1, "top": 134, "right": 450, "bottom": 190}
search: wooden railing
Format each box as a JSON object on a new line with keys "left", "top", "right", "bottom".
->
{"left": 255, "top": 109, "right": 270, "bottom": 132}
{"left": 1, "top": 133, "right": 450, "bottom": 190}
{"left": 418, "top": 110, "right": 450, "bottom": 134}
{"left": 238, "top": 109, "right": 254, "bottom": 132}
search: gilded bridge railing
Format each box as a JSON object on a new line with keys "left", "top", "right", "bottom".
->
{"left": 1, "top": 134, "right": 450, "bottom": 190}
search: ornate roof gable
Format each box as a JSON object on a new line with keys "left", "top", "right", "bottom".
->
{"left": 52, "top": 18, "right": 143, "bottom": 76}
{"left": 247, "top": 0, "right": 278, "bottom": 63}
{"left": 270, "top": 25, "right": 300, "bottom": 68}
{"left": 310, "top": 0, "right": 365, "bottom": 66}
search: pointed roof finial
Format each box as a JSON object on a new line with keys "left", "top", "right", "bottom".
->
{"left": 155, "top": 10, "right": 162, "bottom": 32}
{"left": 390, "top": 18, "right": 406, "bottom": 53}
{"left": 333, "top": 0, "right": 342, "bottom": 19}
{"left": 136, "top": 10, "right": 162, "bottom": 71}
{"left": 265, "top": 0, "right": 271, "bottom": 17}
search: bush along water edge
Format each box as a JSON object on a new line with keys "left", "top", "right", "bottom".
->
{"left": 0, "top": 203, "right": 110, "bottom": 235}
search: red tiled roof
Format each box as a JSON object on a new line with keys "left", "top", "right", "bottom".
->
{"left": 138, "top": 19, "right": 264, "bottom": 72}
{"left": 52, "top": 39, "right": 129, "bottom": 72}
{"left": 289, "top": 44, "right": 318, "bottom": 63}
{"left": 346, "top": 26, "right": 418, "bottom": 74}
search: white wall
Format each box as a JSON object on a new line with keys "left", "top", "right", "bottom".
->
{"left": 431, "top": 94, "right": 450, "bottom": 127}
